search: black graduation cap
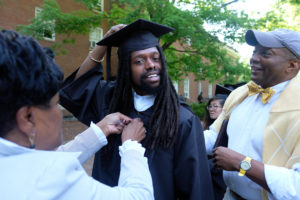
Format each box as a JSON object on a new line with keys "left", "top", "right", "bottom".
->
{"left": 215, "top": 82, "right": 246, "bottom": 96}
{"left": 97, "top": 18, "right": 174, "bottom": 80}
{"left": 215, "top": 84, "right": 232, "bottom": 96}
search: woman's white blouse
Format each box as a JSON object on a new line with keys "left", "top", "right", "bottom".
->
{"left": 0, "top": 125, "right": 153, "bottom": 200}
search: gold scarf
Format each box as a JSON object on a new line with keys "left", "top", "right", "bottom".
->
{"left": 214, "top": 75, "right": 300, "bottom": 200}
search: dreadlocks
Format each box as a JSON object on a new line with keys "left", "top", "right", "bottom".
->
{"left": 108, "top": 45, "right": 179, "bottom": 149}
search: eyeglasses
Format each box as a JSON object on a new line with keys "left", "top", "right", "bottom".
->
{"left": 207, "top": 105, "right": 222, "bottom": 110}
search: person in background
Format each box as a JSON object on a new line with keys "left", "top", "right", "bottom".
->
{"left": 197, "top": 91, "right": 203, "bottom": 103}
{"left": 205, "top": 28, "right": 300, "bottom": 199}
{"left": 203, "top": 94, "right": 227, "bottom": 130}
{"left": 203, "top": 87, "right": 230, "bottom": 200}
{"left": 0, "top": 30, "right": 153, "bottom": 200}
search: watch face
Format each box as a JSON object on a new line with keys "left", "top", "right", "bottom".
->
{"left": 240, "top": 160, "right": 251, "bottom": 171}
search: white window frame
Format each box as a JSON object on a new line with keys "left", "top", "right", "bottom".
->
{"left": 172, "top": 81, "right": 179, "bottom": 93}
{"left": 89, "top": 27, "right": 103, "bottom": 50}
{"left": 93, "top": 0, "right": 104, "bottom": 12}
{"left": 184, "top": 78, "right": 190, "bottom": 98}
{"left": 198, "top": 81, "right": 202, "bottom": 94}
{"left": 208, "top": 83, "right": 213, "bottom": 98}
{"left": 186, "top": 37, "right": 191, "bottom": 46}
{"left": 35, "top": 7, "right": 55, "bottom": 41}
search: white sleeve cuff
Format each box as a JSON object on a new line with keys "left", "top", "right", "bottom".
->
{"left": 265, "top": 163, "right": 300, "bottom": 200}
{"left": 90, "top": 121, "right": 107, "bottom": 145}
{"left": 119, "top": 140, "right": 145, "bottom": 157}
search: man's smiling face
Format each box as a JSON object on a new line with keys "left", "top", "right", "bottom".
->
{"left": 130, "top": 47, "right": 162, "bottom": 95}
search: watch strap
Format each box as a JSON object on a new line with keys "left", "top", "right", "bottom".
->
{"left": 238, "top": 156, "right": 252, "bottom": 176}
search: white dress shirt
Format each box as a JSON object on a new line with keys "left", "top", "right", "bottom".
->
{"left": 133, "top": 90, "right": 156, "bottom": 112}
{"left": 0, "top": 124, "right": 154, "bottom": 200}
{"left": 204, "top": 81, "right": 300, "bottom": 200}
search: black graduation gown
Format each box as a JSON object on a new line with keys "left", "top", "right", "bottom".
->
{"left": 59, "top": 64, "right": 214, "bottom": 200}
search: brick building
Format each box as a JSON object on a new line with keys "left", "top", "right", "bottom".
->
{"left": 0, "top": 0, "right": 216, "bottom": 103}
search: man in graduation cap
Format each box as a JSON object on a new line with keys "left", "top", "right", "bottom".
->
{"left": 204, "top": 29, "right": 300, "bottom": 199}
{"left": 60, "top": 19, "right": 213, "bottom": 200}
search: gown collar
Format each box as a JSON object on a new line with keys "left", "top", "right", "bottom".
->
{"left": 132, "top": 90, "right": 156, "bottom": 112}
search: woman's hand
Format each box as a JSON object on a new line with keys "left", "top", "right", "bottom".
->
{"left": 121, "top": 118, "right": 146, "bottom": 144}
{"left": 96, "top": 112, "right": 132, "bottom": 137}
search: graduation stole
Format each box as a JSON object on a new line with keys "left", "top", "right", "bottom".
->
{"left": 214, "top": 73, "right": 300, "bottom": 200}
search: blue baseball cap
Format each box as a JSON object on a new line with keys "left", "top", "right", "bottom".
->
{"left": 245, "top": 29, "right": 300, "bottom": 59}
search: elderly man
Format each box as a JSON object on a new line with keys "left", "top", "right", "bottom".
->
{"left": 60, "top": 19, "right": 213, "bottom": 200}
{"left": 205, "top": 28, "right": 300, "bottom": 199}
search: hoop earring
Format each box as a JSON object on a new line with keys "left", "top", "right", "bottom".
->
{"left": 29, "top": 137, "right": 35, "bottom": 149}
{"left": 28, "top": 129, "right": 36, "bottom": 149}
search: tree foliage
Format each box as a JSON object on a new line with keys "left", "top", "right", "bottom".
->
{"left": 18, "top": 0, "right": 257, "bottom": 83}
{"left": 255, "top": 0, "right": 300, "bottom": 32}
{"left": 106, "top": 0, "right": 254, "bottom": 83}
{"left": 17, "top": 0, "right": 107, "bottom": 54}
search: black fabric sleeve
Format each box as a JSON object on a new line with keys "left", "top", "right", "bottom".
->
{"left": 174, "top": 111, "right": 214, "bottom": 200}
{"left": 59, "top": 64, "right": 111, "bottom": 125}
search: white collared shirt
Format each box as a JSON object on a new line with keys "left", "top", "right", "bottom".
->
{"left": 205, "top": 81, "right": 300, "bottom": 200}
{"left": 132, "top": 90, "right": 156, "bottom": 112}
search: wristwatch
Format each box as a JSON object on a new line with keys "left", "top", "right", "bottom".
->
{"left": 238, "top": 156, "right": 252, "bottom": 176}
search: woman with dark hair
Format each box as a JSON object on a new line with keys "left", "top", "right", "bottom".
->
{"left": 202, "top": 94, "right": 228, "bottom": 200}
{"left": 0, "top": 30, "right": 153, "bottom": 200}
{"left": 203, "top": 94, "right": 227, "bottom": 130}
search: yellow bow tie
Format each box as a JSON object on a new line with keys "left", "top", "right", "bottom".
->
{"left": 248, "top": 82, "right": 275, "bottom": 104}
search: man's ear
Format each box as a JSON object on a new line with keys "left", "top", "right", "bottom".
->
{"left": 15, "top": 106, "right": 34, "bottom": 137}
{"left": 287, "top": 60, "right": 300, "bottom": 74}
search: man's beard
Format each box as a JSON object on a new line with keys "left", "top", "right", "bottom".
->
{"left": 134, "top": 69, "right": 163, "bottom": 95}
{"left": 140, "top": 78, "right": 162, "bottom": 95}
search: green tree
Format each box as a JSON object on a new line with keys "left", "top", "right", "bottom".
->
{"left": 17, "top": 0, "right": 107, "bottom": 54}
{"left": 255, "top": 0, "right": 300, "bottom": 32}
{"left": 18, "top": 0, "right": 255, "bottom": 83}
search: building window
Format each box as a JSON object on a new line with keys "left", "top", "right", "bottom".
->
{"left": 186, "top": 37, "right": 191, "bottom": 46}
{"left": 93, "top": 0, "right": 104, "bottom": 12}
{"left": 172, "top": 81, "right": 178, "bottom": 93}
{"left": 89, "top": 27, "right": 103, "bottom": 50}
{"left": 208, "top": 83, "right": 213, "bottom": 98}
{"left": 184, "top": 78, "right": 190, "bottom": 98}
{"left": 35, "top": 7, "right": 55, "bottom": 41}
{"left": 198, "top": 81, "right": 202, "bottom": 94}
